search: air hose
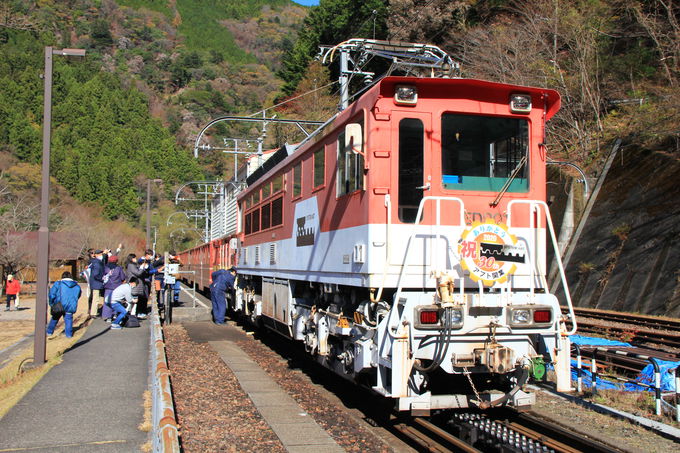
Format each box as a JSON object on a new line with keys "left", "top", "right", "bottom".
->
{"left": 413, "top": 307, "right": 454, "bottom": 373}
{"left": 478, "top": 364, "right": 530, "bottom": 409}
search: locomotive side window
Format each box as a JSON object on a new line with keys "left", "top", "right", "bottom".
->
{"left": 272, "top": 174, "right": 283, "bottom": 193}
{"left": 336, "top": 123, "right": 364, "bottom": 197}
{"left": 293, "top": 163, "right": 302, "bottom": 198}
{"left": 261, "top": 203, "right": 271, "bottom": 230}
{"left": 441, "top": 114, "right": 529, "bottom": 192}
{"left": 252, "top": 209, "right": 260, "bottom": 233}
{"left": 313, "top": 148, "right": 325, "bottom": 189}
{"left": 271, "top": 196, "right": 283, "bottom": 226}
{"left": 398, "top": 118, "right": 424, "bottom": 223}
{"left": 245, "top": 212, "right": 252, "bottom": 235}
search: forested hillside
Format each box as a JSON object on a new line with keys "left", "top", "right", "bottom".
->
{"left": 281, "top": 0, "right": 678, "bottom": 171}
{"left": 1, "top": 0, "right": 678, "bottom": 280}
{"left": 0, "top": 0, "right": 308, "bottom": 260}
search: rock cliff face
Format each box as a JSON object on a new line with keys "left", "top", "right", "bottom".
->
{"left": 551, "top": 144, "right": 680, "bottom": 317}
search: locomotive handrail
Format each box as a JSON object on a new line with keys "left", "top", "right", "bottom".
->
{"left": 507, "top": 200, "right": 577, "bottom": 335}
{"left": 371, "top": 194, "right": 392, "bottom": 303}
{"left": 389, "top": 196, "right": 465, "bottom": 337}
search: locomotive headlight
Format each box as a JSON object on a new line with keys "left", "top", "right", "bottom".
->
{"left": 450, "top": 308, "right": 463, "bottom": 324}
{"left": 511, "top": 309, "right": 531, "bottom": 324}
{"left": 510, "top": 93, "right": 532, "bottom": 113}
{"left": 395, "top": 85, "right": 418, "bottom": 105}
{"left": 508, "top": 306, "right": 554, "bottom": 327}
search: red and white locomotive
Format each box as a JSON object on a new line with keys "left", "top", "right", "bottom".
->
{"left": 181, "top": 42, "right": 576, "bottom": 414}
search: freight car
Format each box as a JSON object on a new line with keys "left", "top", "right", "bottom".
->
{"left": 180, "top": 40, "right": 576, "bottom": 414}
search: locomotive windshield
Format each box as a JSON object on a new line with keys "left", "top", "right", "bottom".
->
{"left": 441, "top": 114, "right": 529, "bottom": 192}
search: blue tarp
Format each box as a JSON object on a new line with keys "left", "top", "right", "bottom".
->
{"left": 638, "top": 359, "right": 680, "bottom": 392}
{"left": 570, "top": 334, "right": 632, "bottom": 348}
{"left": 569, "top": 335, "right": 679, "bottom": 392}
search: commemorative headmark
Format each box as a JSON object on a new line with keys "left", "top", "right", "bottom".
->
{"left": 458, "top": 221, "right": 526, "bottom": 286}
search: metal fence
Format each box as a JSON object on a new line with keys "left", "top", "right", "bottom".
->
{"left": 150, "top": 312, "right": 180, "bottom": 452}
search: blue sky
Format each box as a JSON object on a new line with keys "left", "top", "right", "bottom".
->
{"left": 292, "top": 0, "right": 319, "bottom": 5}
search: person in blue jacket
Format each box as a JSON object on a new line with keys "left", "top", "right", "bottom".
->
{"left": 47, "top": 271, "right": 82, "bottom": 338}
{"left": 210, "top": 267, "right": 236, "bottom": 325}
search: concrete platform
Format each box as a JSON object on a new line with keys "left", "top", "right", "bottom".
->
{"left": 0, "top": 319, "right": 150, "bottom": 452}
{"left": 168, "top": 283, "right": 212, "bottom": 322}
{"left": 183, "top": 321, "right": 344, "bottom": 453}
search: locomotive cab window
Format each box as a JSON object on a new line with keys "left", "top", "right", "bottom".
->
{"left": 441, "top": 114, "right": 529, "bottom": 192}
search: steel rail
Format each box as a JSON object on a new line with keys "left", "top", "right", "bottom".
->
{"left": 573, "top": 320, "right": 680, "bottom": 349}
{"left": 442, "top": 410, "right": 625, "bottom": 453}
{"left": 392, "top": 417, "right": 482, "bottom": 453}
{"left": 565, "top": 306, "right": 680, "bottom": 331}
{"left": 514, "top": 411, "right": 623, "bottom": 453}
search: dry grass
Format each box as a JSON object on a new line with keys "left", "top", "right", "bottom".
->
{"left": 580, "top": 387, "right": 679, "bottom": 427}
{"left": 0, "top": 320, "right": 34, "bottom": 351}
{"left": 0, "top": 313, "right": 91, "bottom": 419}
{"left": 138, "top": 386, "right": 153, "bottom": 452}
{"left": 139, "top": 390, "right": 152, "bottom": 432}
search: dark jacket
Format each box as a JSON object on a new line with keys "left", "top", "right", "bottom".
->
{"left": 49, "top": 278, "right": 81, "bottom": 313}
{"left": 211, "top": 270, "right": 235, "bottom": 292}
{"left": 103, "top": 264, "right": 126, "bottom": 291}
{"left": 89, "top": 257, "right": 106, "bottom": 290}
{"left": 126, "top": 262, "right": 148, "bottom": 296}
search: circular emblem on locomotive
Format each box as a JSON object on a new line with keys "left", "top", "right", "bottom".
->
{"left": 458, "top": 221, "right": 526, "bottom": 286}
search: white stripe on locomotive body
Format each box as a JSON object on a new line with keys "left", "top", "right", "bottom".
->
{"left": 238, "top": 196, "right": 547, "bottom": 291}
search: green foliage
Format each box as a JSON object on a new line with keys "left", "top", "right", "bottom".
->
{"left": 116, "top": 0, "right": 174, "bottom": 18}
{"left": 278, "top": 0, "right": 389, "bottom": 96}
{"left": 90, "top": 19, "right": 113, "bottom": 47}
{"left": 0, "top": 27, "right": 203, "bottom": 220}
{"left": 174, "top": 0, "right": 255, "bottom": 63}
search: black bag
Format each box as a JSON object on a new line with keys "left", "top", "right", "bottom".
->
{"left": 122, "top": 313, "right": 140, "bottom": 328}
{"left": 50, "top": 301, "right": 65, "bottom": 318}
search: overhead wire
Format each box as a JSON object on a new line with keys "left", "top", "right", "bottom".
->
{"left": 249, "top": 80, "right": 339, "bottom": 118}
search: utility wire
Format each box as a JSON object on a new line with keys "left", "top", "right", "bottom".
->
{"left": 249, "top": 80, "right": 338, "bottom": 117}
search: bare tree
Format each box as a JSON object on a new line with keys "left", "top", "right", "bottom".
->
{"left": 388, "top": 0, "right": 470, "bottom": 43}
{"left": 0, "top": 231, "right": 33, "bottom": 278}
{"left": 443, "top": 0, "right": 609, "bottom": 163}
{"left": 628, "top": 0, "right": 680, "bottom": 87}
{"left": 0, "top": 4, "right": 38, "bottom": 31}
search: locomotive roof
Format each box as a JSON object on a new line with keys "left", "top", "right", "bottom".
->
{"left": 238, "top": 76, "right": 561, "bottom": 199}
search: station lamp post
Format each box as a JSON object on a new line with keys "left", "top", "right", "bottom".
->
{"left": 146, "top": 179, "right": 163, "bottom": 250}
{"left": 34, "top": 47, "right": 86, "bottom": 366}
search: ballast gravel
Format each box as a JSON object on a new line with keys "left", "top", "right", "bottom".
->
{"left": 164, "top": 324, "right": 392, "bottom": 452}
{"left": 163, "top": 325, "right": 285, "bottom": 453}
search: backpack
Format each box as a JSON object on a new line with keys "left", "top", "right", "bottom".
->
{"left": 122, "top": 313, "right": 140, "bottom": 328}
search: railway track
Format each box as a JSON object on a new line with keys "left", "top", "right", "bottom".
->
{"left": 236, "top": 315, "right": 627, "bottom": 453}
{"left": 573, "top": 345, "right": 678, "bottom": 374}
{"left": 567, "top": 307, "right": 680, "bottom": 332}
{"left": 393, "top": 409, "right": 625, "bottom": 453}
{"left": 572, "top": 320, "right": 680, "bottom": 350}
{"left": 563, "top": 307, "right": 680, "bottom": 351}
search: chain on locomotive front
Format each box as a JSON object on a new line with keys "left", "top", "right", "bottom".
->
{"left": 231, "top": 60, "right": 576, "bottom": 414}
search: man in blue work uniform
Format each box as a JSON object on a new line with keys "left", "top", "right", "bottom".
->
{"left": 210, "top": 267, "right": 236, "bottom": 325}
